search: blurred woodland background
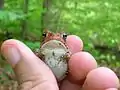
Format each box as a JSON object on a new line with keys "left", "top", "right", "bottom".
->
{"left": 0, "top": 0, "right": 120, "bottom": 87}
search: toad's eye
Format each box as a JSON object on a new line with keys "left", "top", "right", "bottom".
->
{"left": 42, "top": 32, "right": 46, "bottom": 37}
{"left": 62, "top": 33, "right": 67, "bottom": 40}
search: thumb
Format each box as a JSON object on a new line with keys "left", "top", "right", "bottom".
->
{"left": 1, "top": 39, "right": 58, "bottom": 90}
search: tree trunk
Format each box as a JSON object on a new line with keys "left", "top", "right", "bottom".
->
{"left": 21, "top": 0, "right": 29, "bottom": 39}
{"left": 0, "top": 0, "right": 4, "bottom": 9}
{"left": 41, "top": 0, "right": 51, "bottom": 33}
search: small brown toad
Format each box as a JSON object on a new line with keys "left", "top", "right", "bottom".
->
{"left": 36, "top": 30, "right": 71, "bottom": 81}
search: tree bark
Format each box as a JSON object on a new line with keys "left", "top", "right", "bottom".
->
{"left": 0, "top": 0, "right": 4, "bottom": 9}
{"left": 21, "top": 0, "right": 29, "bottom": 39}
{"left": 41, "top": 0, "right": 51, "bottom": 33}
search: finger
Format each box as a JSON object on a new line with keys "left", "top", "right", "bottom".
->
{"left": 1, "top": 39, "right": 59, "bottom": 90}
{"left": 60, "top": 79, "right": 81, "bottom": 90}
{"left": 82, "top": 67, "right": 119, "bottom": 90}
{"left": 66, "top": 35, "right": 83, "bottom": 54}
{"left": 60, "top": 52, "right": 97, "bottom": 90}
{"left": 68, "top": 52, "right": 97, "bottom": 83}
{"left": 105, "top": 88, "right": 118, "bottom": 90}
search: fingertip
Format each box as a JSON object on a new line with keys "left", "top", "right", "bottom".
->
{"left": 66, "top": 35, "right": 83, "bottom": 54}
{"left": 1, "top": 39, "right": 34, "bottom": 56}
{"left": 1, "top": 39, "right": 16, "bottom": 52}
{"left": 68, "top": 52, "right": 97, "bottom": 83}
{"left": 83, "top": 67, "right": 120, "bottom": 90}
{"left": 106, "top": 88, "right": 118, "bottom": 90}
{"left": 0, "top": 39, "right": 36, "bottom": 67}
{"left": 1, "top": 39, "right": 22, "bottom": 67}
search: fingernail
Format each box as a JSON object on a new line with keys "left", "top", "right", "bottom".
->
{"left": 2, "top": 46, "right": 21, "bottom": 67}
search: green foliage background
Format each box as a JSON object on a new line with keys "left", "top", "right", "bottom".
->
{"left": 0, "top": 0, "right": 120, "bottom": 75}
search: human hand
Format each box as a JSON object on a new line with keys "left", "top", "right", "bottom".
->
{"left": 1, "top": 35, "right": 119, "bottom": 90}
